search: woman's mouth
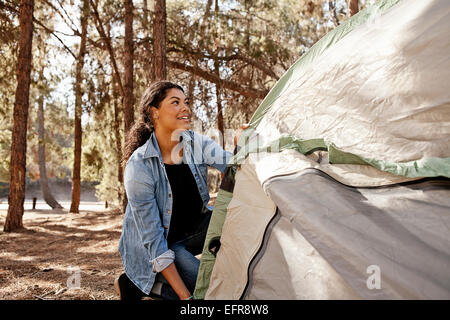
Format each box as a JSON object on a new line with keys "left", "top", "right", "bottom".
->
{"left": 177, "top": 115, "right": 190, "bottom": 122}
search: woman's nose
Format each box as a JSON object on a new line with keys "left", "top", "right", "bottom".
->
{"left": 181, "top": 102, "right": 191, "bottom": 112}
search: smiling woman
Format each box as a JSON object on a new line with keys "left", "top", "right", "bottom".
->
{"left": 116, "top": 81, "right": 233, "bottom": 300}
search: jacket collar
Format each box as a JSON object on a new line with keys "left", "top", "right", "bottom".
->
{"left": 143, "top": 130, "right": 192, "bottom": 159}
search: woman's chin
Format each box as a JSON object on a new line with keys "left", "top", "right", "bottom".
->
{"left": 180, "top": 123, "right": 191, "bottom": 130}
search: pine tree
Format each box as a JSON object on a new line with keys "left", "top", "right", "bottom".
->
{"left": 4, "top": 0, "right": 35, "bottom": 232}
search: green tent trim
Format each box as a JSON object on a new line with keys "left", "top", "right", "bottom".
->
{"left": 194, "top": 188, "right": 234, "bottom": 299}
{"left": 361, "top": 155, "right": 450, "bottom": 179}
{"left": 230, "top": 134, "right": 450, "bottom": 178}
{"left": 230, "top": 133, "right": 327, "bottom": 165}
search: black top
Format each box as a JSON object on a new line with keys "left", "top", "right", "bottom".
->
{"left": 164, "top": 163, "right": 204, "bottom": 245}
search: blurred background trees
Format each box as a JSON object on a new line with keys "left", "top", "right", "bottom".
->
{"left": 1, "top": 0, "right": 370, "bottom": 229}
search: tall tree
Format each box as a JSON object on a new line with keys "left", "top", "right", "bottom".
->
{"left": 30, "top": 25, "right": 63, "bottom": 210}
{"left": 4, "top": 0, "right": 35, "bottom": 232}
{"left": 153, "top": 0, "right": 167, "bottom": 80}
{"left": 123, "top": 0, "right": 134, "bottom": 134}
{"left": 70, "top": 0, "right": 89, "bottom": 213}
{"left": 37, "top": 75, "right": 63, "bottom": 209}
{"left": 141, "top": 0, "right": 153, "bottom": 83}
{"left": 121, "top": 0, "right": 135, "bottom": 213}
{"left": 89, "top": 0, "right": 135, "bottom": 211}
{"left": 112, "top": 81, "right": 124, "bottom": 209}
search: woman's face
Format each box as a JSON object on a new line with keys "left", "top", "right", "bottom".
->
{"left": 152, "top": 88, "right": 191, "bottom": 133}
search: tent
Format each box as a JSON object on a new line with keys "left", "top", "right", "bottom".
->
{"left": 193, "top": 0, "right": 450, "bottom": 300}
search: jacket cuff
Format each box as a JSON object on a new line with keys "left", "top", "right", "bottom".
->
{"left": 150, "top": 249, "right": 175, "bottom": 273}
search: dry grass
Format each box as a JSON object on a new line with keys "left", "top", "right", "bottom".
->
{"left": 0, "top": 207, "right": 124, "bottom": 300}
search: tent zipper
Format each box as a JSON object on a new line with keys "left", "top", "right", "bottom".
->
{"left": 239, "top": 208, "right": 281, "bottom": 300}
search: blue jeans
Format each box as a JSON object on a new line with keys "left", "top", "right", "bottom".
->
{"left": 157, "top": 239, "right": 201, "bottom": 300}
{"left": 117, "top": 238, "right": 202, "bottom": 300}
{"left": 118, "top": 212, "right": 210, "bottom": 300}
{"left": 155, "top": 211, "right": 211, "bottom": 300}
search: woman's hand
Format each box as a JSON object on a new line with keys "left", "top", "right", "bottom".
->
{"left": 234, "top": 123, "right": 250, "bottom": 147}
{"left": 160, "top": 262, "right": 191, "bottom": 300}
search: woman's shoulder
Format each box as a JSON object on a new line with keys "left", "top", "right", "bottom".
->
{"left": 128, "top": 143, "right": 147, "bottom": 163}
{"left": 124, "top": 153, "right": 155, "bottom": 185}
{"left": 125, "top": 139, "right": 154, "bottom": 171}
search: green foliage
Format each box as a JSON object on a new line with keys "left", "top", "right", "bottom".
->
{"left": 1, "top": 0, "right": 366, "bottom": 204}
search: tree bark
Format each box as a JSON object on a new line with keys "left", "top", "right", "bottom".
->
{"left": 112, "top": 81, "right": 125, "bottom": 213}
{"left": 348, "top": 0, "right": 359, "bottom": 17}
{"left": 69, "top": 0, "right": 88, "bottom": 214}
{"left": 153, "top": 0, "right": 167, "bottom": 80}
{"left": 123, "top": 0, "right": 134, "bottom": 134}
{"left": 4, "top": 0, "right": 34, "bottom": 232}
{"left": 120, "top": 0, "right": 135, "bottom": 213}
{"left": 37, "top": 89, "right": 63, "bottom": 209}
{"left": 142, "top": 0, "right": 153, "bottom": 83}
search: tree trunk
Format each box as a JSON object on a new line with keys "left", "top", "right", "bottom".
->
{"left": 121, "top": 0, "right": 135, "bottom": 213}
{"left": 153, "top": 0, "right": 167, "bottom": 80}
{"left": 37, "top": 91, "right": 63, "bottom": 209}
{"left": 113, "top": 81, "right": 125, "bottom": 213}
{"left": 348, "top": 0, "right": 359, "bottom": 17}
{"left": 123, "top": 0, "right": 134, "bottom": 134}
{"left": 142, "top": 0, "right": 153, "bottom": 83}
{"left": 69, "top": 0, "right": 88, "bottom": 214}
{"left": 4, "top": 0, "right": 34, "bottom": 232}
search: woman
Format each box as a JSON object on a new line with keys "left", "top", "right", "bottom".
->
{"left": 115, "top": 81, "right": 240, "bottom": 300}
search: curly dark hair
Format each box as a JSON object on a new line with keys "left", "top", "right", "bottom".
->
{"left": 121, "top": 81, "right": 184, "bottom": 167}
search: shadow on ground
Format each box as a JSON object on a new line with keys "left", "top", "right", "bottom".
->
{"left": 0, "top": 208, "right": 124, "bottom": 300}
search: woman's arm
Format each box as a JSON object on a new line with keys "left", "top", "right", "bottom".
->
{"left": 199, "top": 124, "right": 249, "bottom": 173}
{"left": 160, "top": 263, "right": 192, "bottom": 300}
{"left": 234, "top": 123, "right": 250, "bottom": 147}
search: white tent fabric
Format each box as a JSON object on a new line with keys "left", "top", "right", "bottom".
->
{"left": 202, "top": 0, "right": 450, "bottom": 300}
{"left": 206, "top": 153, "right": 450, "bottom": 299}
{"left": 255, "top": 0, "right": 450, "bottom": 170}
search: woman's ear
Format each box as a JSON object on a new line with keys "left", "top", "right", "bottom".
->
{"left": 150, "top": 106, "right": 159, "bottom": 120}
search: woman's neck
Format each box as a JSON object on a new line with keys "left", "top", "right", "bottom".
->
{"left": 155, "top": 128, "right": 183, "bottom": 164}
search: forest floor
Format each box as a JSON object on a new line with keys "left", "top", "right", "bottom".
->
{"left": 0, "top": 203, "right": 124, "bottom": 300}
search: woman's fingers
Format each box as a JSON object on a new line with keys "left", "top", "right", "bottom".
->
{"left": 234, "top": 123, "right": 250, "bottom": 146}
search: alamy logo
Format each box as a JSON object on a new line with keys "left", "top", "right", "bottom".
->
{"left": 366, "top": 265, "right": 381, "bottom": 290}
{"left": 67, "top": 266, "right": 81, "bottom": 289}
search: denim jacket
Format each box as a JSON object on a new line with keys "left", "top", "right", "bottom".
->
{"left": 118, "top": 130, "right": 231, "bottom": 294}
